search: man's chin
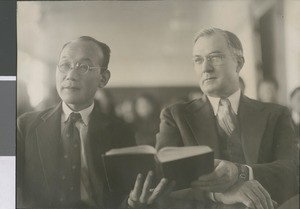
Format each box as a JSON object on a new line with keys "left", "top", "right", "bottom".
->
{"left": 61, "top": 97, "right": 82, "bottom": 106}
{"left": 201, "top": 85, "right": 219, "bottom": 96}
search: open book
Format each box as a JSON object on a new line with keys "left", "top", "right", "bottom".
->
{"left": 102, "top": 145, "right": 214, "bottom": 192}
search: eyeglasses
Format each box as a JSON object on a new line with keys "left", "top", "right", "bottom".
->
{"left": 57, "top": 62, "right": 104, "bottom": 74}
{"left": 192, "top": 53, "right": 226, "bottom": 66}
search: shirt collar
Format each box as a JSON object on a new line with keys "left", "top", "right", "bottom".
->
{"left": 207, "top": 89, "right": 241, "bottom": 115}
{"left": 62, "top": 102, "right": 94, "bottom": 126}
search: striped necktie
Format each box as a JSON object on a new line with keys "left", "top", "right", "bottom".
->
{"left": 217, "top": 99, "right": 237, "bottom": 137}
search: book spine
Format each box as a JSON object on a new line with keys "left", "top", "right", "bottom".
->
{"left": 101, "top": 154, "right": 112, "bottom": 191}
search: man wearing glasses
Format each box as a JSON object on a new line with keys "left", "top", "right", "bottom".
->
{"left": 17, "top": 36, "right": 168, "bottom": 208}
{"left": 156, "top": 28, "right": 298, "bottom": 209}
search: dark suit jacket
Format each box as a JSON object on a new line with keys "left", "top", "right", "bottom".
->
{"left": 17, "top": 102, "right": 135, "bottom": 208}
{"left": 156, "top": 95, "right": 298, "bottom": 204}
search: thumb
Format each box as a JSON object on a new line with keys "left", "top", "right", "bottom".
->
{"left": 214, "top": 159, "right": 222, "bottom": 168}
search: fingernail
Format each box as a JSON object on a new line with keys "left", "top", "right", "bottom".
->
{"left": 148, "top": 170, "right": 154, "bottom": 176}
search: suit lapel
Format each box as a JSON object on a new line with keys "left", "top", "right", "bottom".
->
{"left": 238, "top": 96, "right": 268, "bottom": 164}
{"left": 35, "top": 104, "right": 62, "bottom": 201}
{"left": 184, "top": 98, "right": 221, "bottom": 158}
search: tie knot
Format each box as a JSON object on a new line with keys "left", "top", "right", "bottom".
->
{"left": 69, "top": 112, "right": 81, "bottom": 123}
{"left": 220, "top": 98, "right": 231, "bottom": 107}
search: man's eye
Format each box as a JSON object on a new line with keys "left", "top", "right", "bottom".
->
{"left": 193, "top": 58, "right": 204, "bottom": 64}
{"left": 59, "top": 63, "right": 71, "bottom": 69}
{"left": 77, "top": 64, "right": 89, "bottom": 72}
{"left": 210, "top": 55, "right": 223, "bottom": 61}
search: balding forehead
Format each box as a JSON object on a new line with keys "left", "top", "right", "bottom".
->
{"left": 61, "top": 40, "right": 103, "bottom": 55}
{"left": 59, "top": 39, "right": 104, "bottom": 66}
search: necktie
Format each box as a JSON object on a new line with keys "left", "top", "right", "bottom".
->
{"left": 217, "top": 99, "right": 237, "bottom": 137}
{"left": 62, "top": 112, "right": 82, "bottom": 204}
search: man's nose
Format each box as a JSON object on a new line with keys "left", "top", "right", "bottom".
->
{"left": 65, "top": 67, "right": 79, "bottom": 80}
{"left": 202, "top": 59, "right": 213, "bottom": 73}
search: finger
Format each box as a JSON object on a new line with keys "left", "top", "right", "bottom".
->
{"left": 244, "top": 190, "right": 264, "bottom": 209}
{"left": 257, "top": 183, "right": 274, "bottom": 209}
{"left": 247, "top": 181, "right": 273, "bottom": 209}
{"left": 240, "top": 193, "right": 256, "bottom": 209}
{"left": 251, "top": 185, "right": 270, "bottom": 209}
{"left": 162, "top": 180, "right": 176, "bottom": 196}
{"left": 192, "top": 176, "right": 228, "bottom": 187}
{"left": 139, "top": 171, "right": 154, "bottom": 203}
{"left": 272, "top": 200, "right": 278, "bottom": 208}
{"left": 147, "top": 178, "right": 168, "bottom": 204}
{"left": 191, "top": 176, "right": 231, "bottom": 192}
{"left": 130, "top": 173, "right": 143, "bottom": 201}
{"left": 197, "top": 162, "right": 226, "bottom": 181}
{"left": 128, "top": 194, "right": 141, "bottom": 208}
{"left": 214, "top": 159, "right": 222, "bottom": 167}
{"left": 196, "top": 162, "right": 228, "bottom": 182}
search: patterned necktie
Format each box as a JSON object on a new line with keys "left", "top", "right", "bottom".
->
{"left": 217, "top": 99, "right": 237, "bottom": 137}
{"left": 62, "top": 112, "right": 82, "bottom": 204}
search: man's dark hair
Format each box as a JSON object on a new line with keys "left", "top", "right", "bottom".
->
{"left": 194, "top": 28, "right": 244, "bottom": 59}
{"left": 60, "top": 36, "right": 111, "bottom": 71}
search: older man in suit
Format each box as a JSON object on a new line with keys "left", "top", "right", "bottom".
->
{"left": 17, "top": 36, "right": 168, "bottom": 208}
{"left": 156, "top": 28, "right": 298, "bottom": 209}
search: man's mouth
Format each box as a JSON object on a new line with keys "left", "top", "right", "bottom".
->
{"left": 204, "top": 77, "right": 216, "bottom": 82}
{"left": 62, "top": 86, "right": 80, "bottom": 90}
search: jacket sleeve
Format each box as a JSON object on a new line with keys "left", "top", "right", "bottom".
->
{"left": 155, "top": 106, "right": 211, "bottom": 207}
{"left": 251, "top": 107, "right": 299, "bottom": 204}
{"left": 156, "top": 106, "right": 184, "bottom": 151}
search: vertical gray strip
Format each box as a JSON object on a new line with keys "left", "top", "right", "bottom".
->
{"left": 0, "top": 81, "right": 16, "bottom": 156}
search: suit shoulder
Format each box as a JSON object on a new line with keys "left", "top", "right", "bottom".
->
{"left": 92, "top": 111, "right": 132, "bottom": 132}
{"left": 162, "top": 98, "right": 205, "bottom": 116}
{"left": 17, "top": 107, "right": 56, "bottom": 130}
{"left": 244, "top": 96, "right": 290, "bottom": 114}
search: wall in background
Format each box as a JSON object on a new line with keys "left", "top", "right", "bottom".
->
{"left": 17, "top": 0, "right": 299, "bottom": 109}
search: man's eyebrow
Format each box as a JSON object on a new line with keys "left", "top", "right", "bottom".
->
{"left": 59, "top": 58, "right": 92, "bottom": 62}
{"left": 208, "top": 51, "right": 223, "bottom": 55}
{"left": 193, "top": 51, "right": 224, "bottom": 57}
{"left": 78, "top": 58, "right": 92, "bottom": 62}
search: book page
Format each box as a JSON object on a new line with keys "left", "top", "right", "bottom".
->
{"left": 105, "top": 145, "right": 157, "bottom": 155}
{"left": 157, "top": 146, "right": 212, "bottom": 163}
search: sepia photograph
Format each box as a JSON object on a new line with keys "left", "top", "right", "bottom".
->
{"left": 16, "top": 0, "right": 299, "bottom": 208}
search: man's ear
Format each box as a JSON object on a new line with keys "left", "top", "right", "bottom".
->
{"left": 98, "top": 70, "right": 110, "bottom": 88}
{"left": 236, "top": 56, "right": 245, "bottom": 73}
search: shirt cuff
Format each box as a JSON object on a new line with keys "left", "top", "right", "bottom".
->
{"left": 245, "top": 165, "right": 253, "bottom": 180}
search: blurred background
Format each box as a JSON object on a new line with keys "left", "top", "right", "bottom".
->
{"left": 17, "top": 0, "right": 300, "bottom": 145}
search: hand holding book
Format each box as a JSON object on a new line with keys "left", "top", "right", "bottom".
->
{"left": 102, "top": 145, "right": 214, "bottom": 193}
{"left": 127, "top": 171, "right": 175, "bottom": 208}
{"left": 191, "top": 159, "right": 239, "bottom": 192}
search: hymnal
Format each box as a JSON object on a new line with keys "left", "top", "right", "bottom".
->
{"left": 102, "top": 145, "right": 214, "bottom": 192}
